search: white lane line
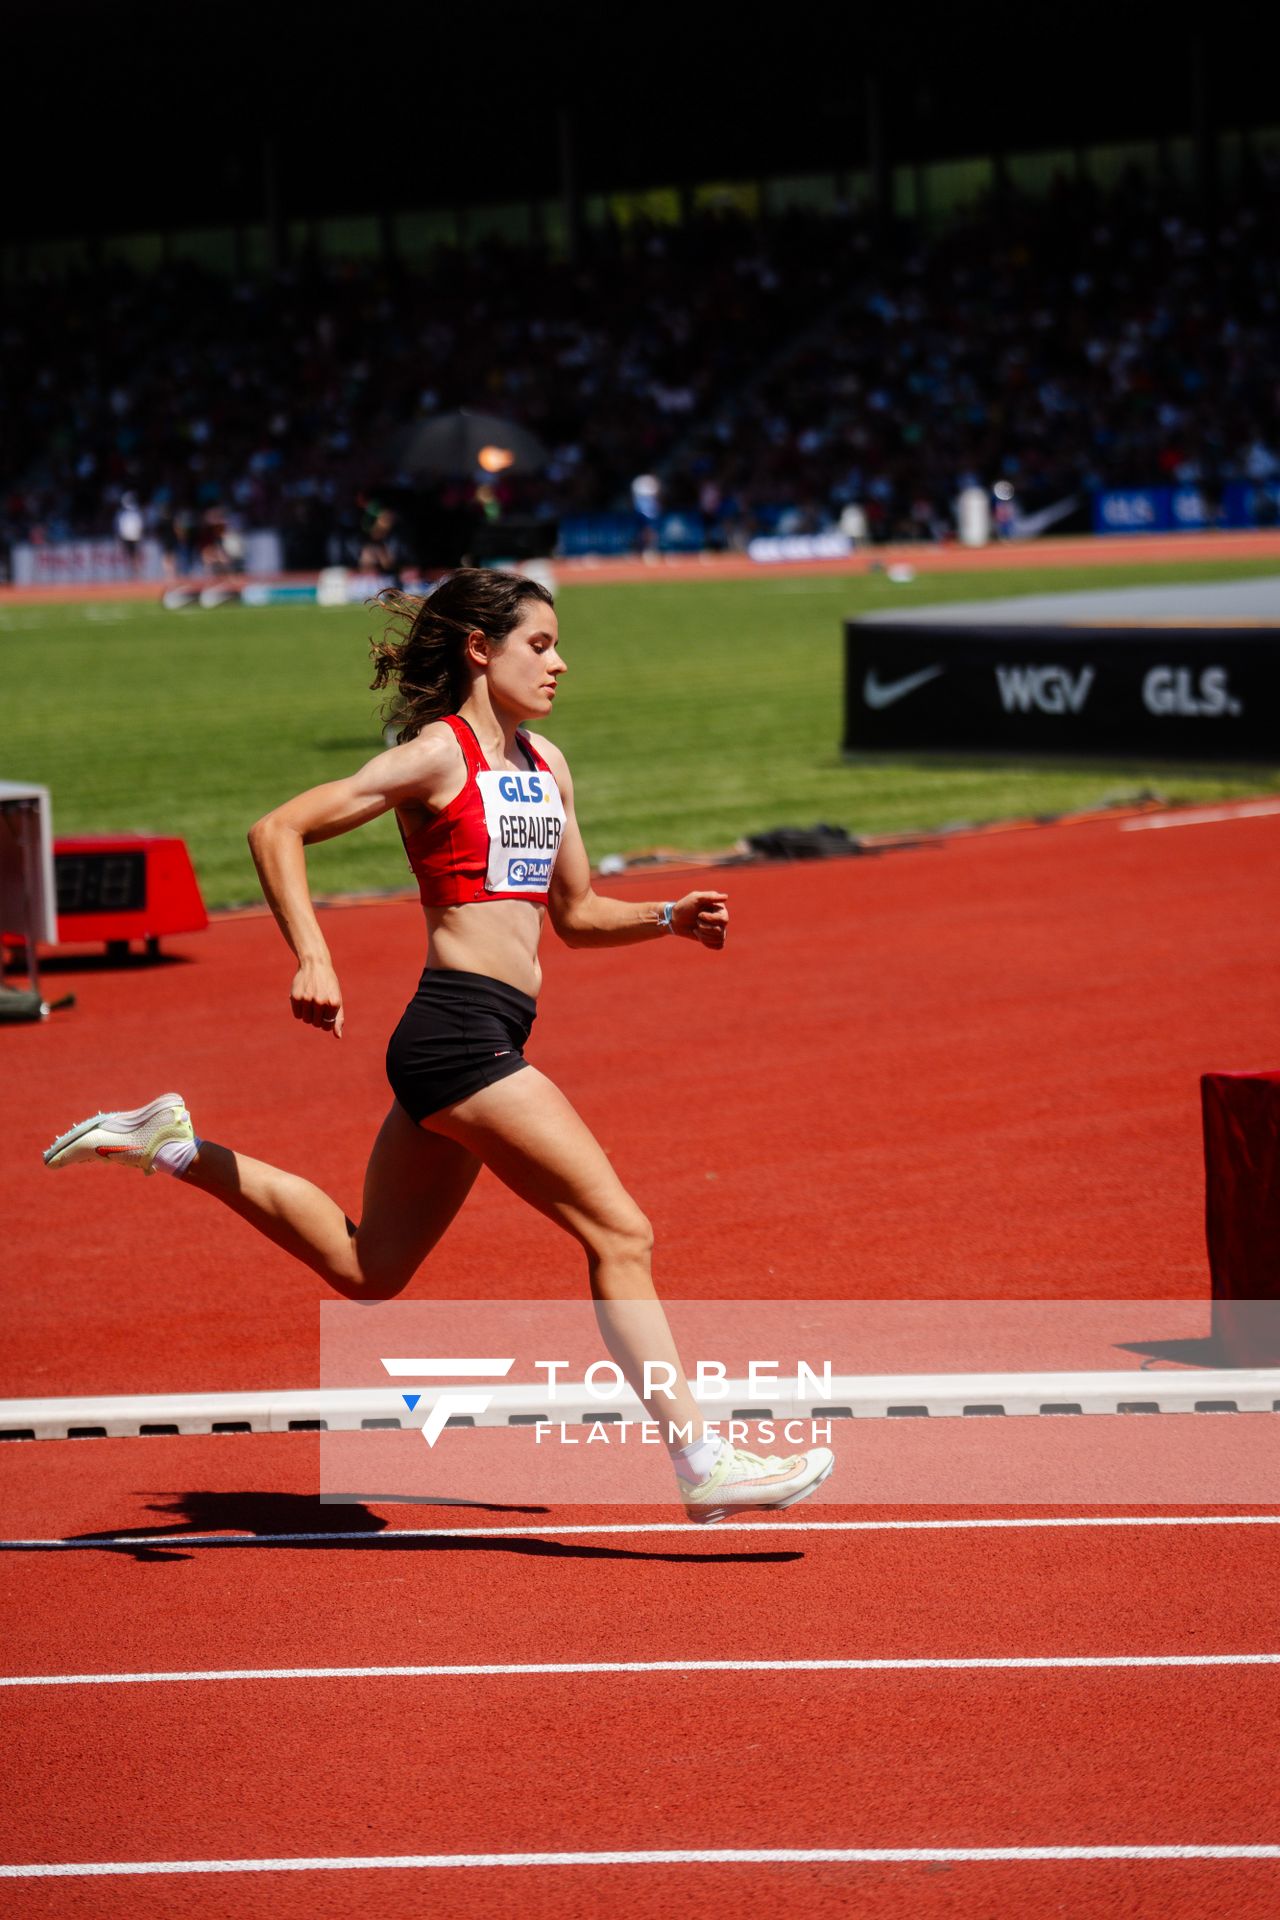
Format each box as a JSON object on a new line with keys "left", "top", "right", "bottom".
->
{"left": 3, "top": 1846, "right": 1280, "bottom": 1877}
{"left": 1122, "top": 799, "right": 1280, "bottom": 832}
{"left": 4, "top": 1653, "right": 1280, "bottom": 1689}
{"left": 4, "top": 1513, "right": 1280, "bottom": 1548}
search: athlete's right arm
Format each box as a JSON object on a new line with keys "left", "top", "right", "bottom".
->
{"left": 248, "top": 734, "right": 454, "bottom": 1037}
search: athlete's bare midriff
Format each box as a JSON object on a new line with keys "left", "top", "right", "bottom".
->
{"left": 422, "top": 898, "right": 547, "bottom": 999}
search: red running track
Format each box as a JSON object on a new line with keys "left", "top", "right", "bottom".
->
{"left": 5, "top": 801, "right": 1279, "bottom": 1915}
{"left": 4, "top": 804, "right": 1278, "bottom": 1396}
{"left": 3, "top": 1439, "right": 1278, "bottom": 1673}
{"left": 1, "top": 1439, "right": 1279, "bottom": 1918}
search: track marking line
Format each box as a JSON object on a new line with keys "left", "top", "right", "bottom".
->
{"left": 4, "top": 1513, "right": 1280, "bottom": 1550}
{"left": 1121, "top": 799, "right": 1280, "bottom": 832}
{"left": 3, "top": 1846, "right": 1280, "bottom": 1878}
{"left": 5, "top": 1653, "right": 1280, "bottom": 1689}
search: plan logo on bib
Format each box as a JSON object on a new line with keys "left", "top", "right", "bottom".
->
{"left": 509, "top": 857, "right": 553, "bottom": 887}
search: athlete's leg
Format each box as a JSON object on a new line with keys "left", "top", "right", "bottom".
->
{"left": 424, "top": 1066, "right": 704, "bottom": 1441}
{"left": 183, "top": 1101, "right": 480, "bottom": 1299}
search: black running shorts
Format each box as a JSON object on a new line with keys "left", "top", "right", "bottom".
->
{"left": 386, "top": 968, "right": 536, "bottom": 1123}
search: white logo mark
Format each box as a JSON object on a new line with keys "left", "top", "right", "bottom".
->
{"left": 862, "top": 665, "right": 946, "bottom": 709}
{"left": 380, "top": 1356, "right": 515, "bottom": 1446}
{"left": 995, "top": 664, "right": 1095, "bottom": 715}
{"left": 1143, "top": 666, "right": 1242, "bottom": 718}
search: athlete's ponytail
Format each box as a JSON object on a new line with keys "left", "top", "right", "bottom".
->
{"left": 370, "top": 568, "right": 555, "bottom": 742}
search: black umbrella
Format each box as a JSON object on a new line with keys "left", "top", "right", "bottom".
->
{"left": 393, "top": 410, "right": 549, "bottom": 479}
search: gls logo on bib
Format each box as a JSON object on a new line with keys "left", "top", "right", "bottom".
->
{"left": 497, "top": 774, "right": 545, "bottom": 803}
{"left": 476, "top": 768, "right": 566, "bottom": 894}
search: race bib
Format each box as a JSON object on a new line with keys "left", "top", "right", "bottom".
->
{"left": 476, "top": 768, "right": 566, "bottom": 895}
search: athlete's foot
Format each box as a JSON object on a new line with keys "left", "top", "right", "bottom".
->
{"left": 677, "top": 1442, "right": 835, "bottom": 1525}
{"left": 42, "top": 1093, "right": 194, "bottom": 1177}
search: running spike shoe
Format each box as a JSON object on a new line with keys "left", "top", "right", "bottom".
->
{"left": 42, "top": 1093, "right": 193, "bottom": 1177}
{"left": 678, "top": 1442, "right": 835, "bottom": 1525}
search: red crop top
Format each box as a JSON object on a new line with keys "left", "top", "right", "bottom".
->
{"left": 400, "top": 714, "right": 567, "bottom": 908}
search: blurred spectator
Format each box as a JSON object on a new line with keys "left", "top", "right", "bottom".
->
{"left": 114, "top": 491, "right": 144, "bottom": 572}
{"left": 838, "top": 501, "right": 868, "bottom": 547}
{"left": 357, "top": 496, "right": 400, "bottom": 571}
{"left": 198, "top": 505, "right": 239, "bottom": 573}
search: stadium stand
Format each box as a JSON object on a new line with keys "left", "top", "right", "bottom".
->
{"left": 2, "top": 153, "right": 1278, "bottom": 568}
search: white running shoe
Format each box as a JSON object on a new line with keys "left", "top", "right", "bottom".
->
{"left": 42, "top": 1093, "right": 193, "bottom": 1177}
{"left": 678, "top": 1442, "right": 835, "bottom": 1525}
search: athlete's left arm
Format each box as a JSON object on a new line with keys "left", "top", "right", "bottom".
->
{"left": 532, "top": 735, "right": 728, "bottom": 951}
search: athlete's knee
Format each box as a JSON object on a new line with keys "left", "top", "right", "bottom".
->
{"left": 631, "top": 1209, "right": 655, "bottom": 1259}
{"left": 333, "top": 1226, "right": 417, "bottom": 1301}
{"left": 359, "top": 1268, "right": 415, "bottom": 1302}
{"left": 589, "top": 1202, "right": 653, "bottom": 1267}
{"left": 327, "top": 1261, "right": 415, "bottom": 1302}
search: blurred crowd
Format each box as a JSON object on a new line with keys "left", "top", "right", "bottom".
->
{"left": 2, "top": 153, "right": 1277, "bottom": 565}
{"left": 672, "top": 158, "right": 1280, "bottom": 543}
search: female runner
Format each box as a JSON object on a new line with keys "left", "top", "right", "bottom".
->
{"left": 44, "top": 569, "right": 833, "bottom": 1522}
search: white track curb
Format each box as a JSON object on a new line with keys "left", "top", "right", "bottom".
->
{"left": 1, "top": 1369, "right": 1278, "bottom": 1440}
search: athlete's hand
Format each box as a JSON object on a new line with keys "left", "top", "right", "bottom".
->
{"left": 673, "top": 891, "right": 728, "bottom": 950}
{"left": 290, "top": 957, "right": 345, "bottom": 1038}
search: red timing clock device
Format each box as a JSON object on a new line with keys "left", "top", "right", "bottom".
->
{"left": 53, "top": 835, "right": 208, "bottom": 956}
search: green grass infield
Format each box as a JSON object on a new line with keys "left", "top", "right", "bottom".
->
{"left": 2, "top": 556, "right": 1277, "bottom": 909}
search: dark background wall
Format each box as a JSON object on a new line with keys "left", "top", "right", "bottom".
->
{"left": 1, "top": 0, "right": 1263, "bottom": 241}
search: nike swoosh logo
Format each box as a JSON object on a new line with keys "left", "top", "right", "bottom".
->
{"left": 862, "top": 665, "right": 945, "bottom": 709}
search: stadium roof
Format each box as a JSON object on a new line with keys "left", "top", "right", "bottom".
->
{"left": 4, "top": 0, "right": 1270, "bottom": 242}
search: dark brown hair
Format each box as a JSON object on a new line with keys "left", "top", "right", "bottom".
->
{"left": 370, "top": 568, "right": 555, "bottom": 742}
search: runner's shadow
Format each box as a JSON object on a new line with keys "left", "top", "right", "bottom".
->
{"left": 56, "top": 1491, "right": 802, "bottom": 1566}
{"left": 1115, "top": 1334, "right": 1226, "bottom": 1368}
{"left": 58, "top": 1490, "right": 522, "bottom": 1562}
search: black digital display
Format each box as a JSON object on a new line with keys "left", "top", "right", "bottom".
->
{"left": 55, "top": 851, "right": 148, "bottom": 915}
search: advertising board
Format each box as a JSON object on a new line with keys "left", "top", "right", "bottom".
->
{"left": 10, "top": 532, "right": 283, "bottom": 586}
{"left": 844, "top": 620, "right": 1280, "bottom": 760}
{"left": 1092, "top": 483, "right": 1280, "bottom": 536}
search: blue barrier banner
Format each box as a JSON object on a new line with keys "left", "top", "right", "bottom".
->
{"left": 1230, "top": 480, "right": 1280, "bottom": 526}
{"left": 557, "top": 512, "right": 643, "bottom": 557}
{"left": 1092, "top": 488, "right": 1172, "bottom": 534}
{"left": 656, "top": 511, "right": 707, "bottom": 553}
{"left": 1093, "top": 482, "right": 1280, "bottom": 535}
{"left": 1171, "top": 488, "right": 1212, "bottom": 528}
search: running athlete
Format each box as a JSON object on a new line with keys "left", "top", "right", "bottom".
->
{"left": 44, "top": 569, "right": 834, "bottom": 1523}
